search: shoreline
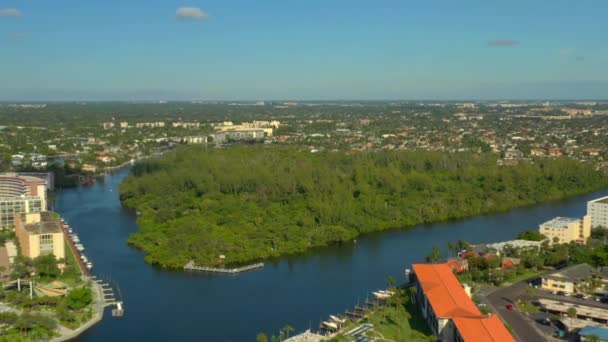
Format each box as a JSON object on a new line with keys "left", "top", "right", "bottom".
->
{"left": 125, "top": 185, "right": 608, "bottom": 271}
{"left": 52, "top": 278, "right": 105, "bottom": 342}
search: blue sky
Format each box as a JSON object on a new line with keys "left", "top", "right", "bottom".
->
{"left": 1, "top": 1, "right": 607, "bottom": 100}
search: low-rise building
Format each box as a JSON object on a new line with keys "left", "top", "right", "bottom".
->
{"left": 540, "top": 263, "right": 608, "bottom": 294}
{"left": 588, "top": 196, "right": 608, "bottom": 228}
{"left": 15, "top": 212, "right": 65, "bottom": 260}
{"left": 539, "top": 216, "right": 591, "bottom": 244}
{"left": 485, "top": 240, "right": 543, "bottom": 255}
{"left": 183, "top": 136, "right": 207, "bottom": 144}
{"left": 411, "top": 263, "right": 514, "bottom": 341}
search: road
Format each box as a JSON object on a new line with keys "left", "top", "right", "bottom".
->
{"left": 537, "top": 291, "right": 608, "bottom": 310}
{"left": 484, "top": 281, "right": 550, "bottom": 342}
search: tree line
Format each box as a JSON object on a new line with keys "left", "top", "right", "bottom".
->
{"left": 119, "top": 146, "right": 608, "bottom": 268}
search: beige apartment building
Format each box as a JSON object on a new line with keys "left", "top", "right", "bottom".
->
{"left": 541, "top": 263, "right": 608, "bottom": 294}
{"left": 588, "top": 196, "right": 608, "bottom": 228}
{"left": 15, "top": 212, "right": 65, "bottom": 260}
{"left": 539, "top": 216, "right": 591, "bottom": 244}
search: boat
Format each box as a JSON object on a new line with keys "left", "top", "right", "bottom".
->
{"left": 330, "top": 315, "right": 345, "bottom": 324}
{"left": 82, "top": 178, "right": 96, "bottom": 187}
{"left": 86, "top": 262, "right": 93, "bottom": 270}
{"left": 373, "top": 291, "right": 390, "bottom": 299}
{"left": 75, "top": 244, "right": 85, "bottom": 252}
{"left": 321, "top": 321, "right": 338, "bottom": 330}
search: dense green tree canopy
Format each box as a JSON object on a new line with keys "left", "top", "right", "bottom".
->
{"left": 120, "top": 146, "right": 608, "bottom": 268}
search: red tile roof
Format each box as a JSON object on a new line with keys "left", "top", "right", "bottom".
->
{"left": 412, "top": 263, "right": 480, "bottom": 318}
{"left": 413, "top": 263, "right": 515, "bottom": 342}
{"left": 453, "top": 316, "right": 516, "bottom": 342}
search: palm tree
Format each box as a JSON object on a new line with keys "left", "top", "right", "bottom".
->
{"left": 282, "top": 325, "right": 294, "bottom": 339}
{"left": 256, "top": 332, "right": 268, "bottom": 342}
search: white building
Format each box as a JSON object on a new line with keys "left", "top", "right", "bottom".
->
{"left": 588, "top": 196, "right": 608, "bottom": 228}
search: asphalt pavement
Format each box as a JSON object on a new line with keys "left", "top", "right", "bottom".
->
{"left": 484, "top": 281, "right": 552, "bottom": 342}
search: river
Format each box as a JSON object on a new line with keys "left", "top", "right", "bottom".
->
{"left": 54, "top": 168, "right": 608, "bottom": 341}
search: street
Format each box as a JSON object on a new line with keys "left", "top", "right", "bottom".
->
{"left": 484, "top": 281, "right": 552, "bottom": 342}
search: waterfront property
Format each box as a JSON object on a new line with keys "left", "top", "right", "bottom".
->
{"left": 0, "top": 173, "right": 48, "bottom": 209}
{"left": 539, "top": 216, "right": 591, "bottom": 244}
{"left": 411, "top": 263, "right": 515, "bottom": 342}
{"left": 0, "top": 173, "right": 50, "bottom": 230}
{"left": 588, "top": 196, "right": 608, "bottom": 228}
{"left": 15, "top": 212, "right": 65, "bottom": 260}
{"left": 540, "top": 263, "right": 608, "bottom": 294}
{"left": 0, "top": 196, "right": 43, "bottom": 230}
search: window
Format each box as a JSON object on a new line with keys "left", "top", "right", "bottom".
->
{"left": 39, "top": 234, "right": 54, "bottom": 255}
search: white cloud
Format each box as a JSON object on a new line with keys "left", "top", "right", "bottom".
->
{"left": 0, "top": 8, "right": 22, "bottom": 17}
{"left": 176, "top": 7, "right": 208, "bottom": 21}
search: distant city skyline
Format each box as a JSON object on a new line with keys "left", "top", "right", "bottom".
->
{"left": 1, "top": 1, "right": 607, "bottom": 100}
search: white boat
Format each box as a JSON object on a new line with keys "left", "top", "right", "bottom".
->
{"left": 86, "top": 262, "right": 93, "bottom": 270}
{"left": 75, "top": 244, "right": 85, "bottom": 252}
{"left": 322, "top": 321, "right": 338, "bottom": 330}
{"left": 373, "top": 291, "right": 390, "bottom": 299}
{"left": 330, "top": 315, "right": 345, "bottom": 324}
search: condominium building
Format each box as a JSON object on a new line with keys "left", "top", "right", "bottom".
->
{"left": 0, "top": 173, "right": 49, "bottom": 230}
{"left": 15, "top": 212, "right": 65, "bottom": 260}
{"left": 539, "top": 216, "right": 591, "bottom": 244}
{"left": 0, "top": 173, "right": 48, "bottom": 210}
{"left": 411, "top": 263, "right": 515, "bottom": 341}
{"left": 0, "top": 197, "right": 43, "bottom": 230}
{"left": 588, "top": 196, "right": 608, "bottom": 228}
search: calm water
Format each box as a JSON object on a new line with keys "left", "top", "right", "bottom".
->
{"left": 54, "top": 168, "right": 608, "bottom": 341}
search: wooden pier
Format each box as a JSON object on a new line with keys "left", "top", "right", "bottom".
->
{"left": 184, "top": 261, "right": 264, "bottom": 274}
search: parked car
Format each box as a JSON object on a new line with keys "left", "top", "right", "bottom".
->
{"left": 538, "top": 317, "right": 551, "bottom": 326}
{"left": 506, "top": 304, "right": 514, "bottom": 311}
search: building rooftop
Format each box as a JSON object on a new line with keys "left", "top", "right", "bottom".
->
{"left": 19, "top": 212, "right": 62, "bottom": 235}
{"left": 579, "top": 325, "right": 608, "bottom": 340}
{"left": 540, "top": 217, "right": 580, "bottom": 229}
{"left": 486, "top": 239, "right": 542, "bottom": 252}
{"left": 543, "top": 263, "right": 595, "bottom": 283}
{"left": 412, "top": 263, "right": 481, "bottom": 318}
{"left": 590, "top": 196, "right": 608, "bottom": 204}
{"left": 453, "top": 316, "right": 516, "bottom": 342}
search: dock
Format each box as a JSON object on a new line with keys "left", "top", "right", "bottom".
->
{"left": 184, "top": 261, "right": 264, "bottom": 274}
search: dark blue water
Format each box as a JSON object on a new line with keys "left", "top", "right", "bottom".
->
{"left": 54, "top": 168, "right": 608, "bottom": 341}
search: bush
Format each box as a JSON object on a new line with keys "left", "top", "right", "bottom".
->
{"left": 66, "top": 287, "right": 93, "bottom": 310}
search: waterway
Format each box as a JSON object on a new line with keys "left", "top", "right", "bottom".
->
{"left": 54, "top": 168, "right": 608, "bottom": 341}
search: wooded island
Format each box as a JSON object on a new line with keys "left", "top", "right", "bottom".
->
{"left": 119, "top": 147, "right": 608, "bottom": 268}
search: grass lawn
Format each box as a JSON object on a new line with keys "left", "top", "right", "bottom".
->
{"left": 63, "top": 241, "right": 80, "bottom": 274}
{"left": 328, "top": 287, "right": 433, "bottom": 342}
{"left": 501, "top": 269, "right": 547, "bottom": 287}
{"left": 519, "top": 300, "right": 540, "bottom": 314}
